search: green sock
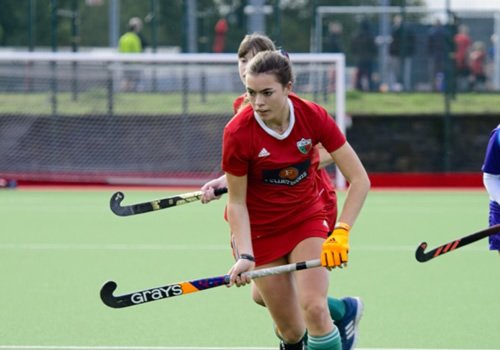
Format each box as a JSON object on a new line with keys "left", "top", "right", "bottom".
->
{"left": 327, "top": 297, "right": 346, "bottom": 322}
{"left": 307, "top": 328, "right": 341, "bottom": 350}
{"left": 274, "top": 297, "right": 344, "bottom": 343}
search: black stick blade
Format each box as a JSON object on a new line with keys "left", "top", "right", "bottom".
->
{"left": 415, "top": 238, "right": 463, "bottom": 262}
{"left": 415, "top": 224, "right": 500, "bottom": 263}
{"left": 415, "top": 242, "right": 433, "bottom": 262}
{"left": 100, "top": 281, "right": 128, "bottom": 308}
{"left": 110, "top": 192, "right": 135, "bottom": 217}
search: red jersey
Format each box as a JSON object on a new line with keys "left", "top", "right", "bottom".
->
{"left": 233, "top": 94, "right": 246, "bottom": 114}
{"left": 223, "top": 94, "right": 346, "bottom": 234}
{"left": 454, "top": 33, "right": 471, "bottom": 70}
{"left": 470, "top": 50, "right": 486, "bottom": 75}
{"left": 233, "top": 93, "right": 339, "bottom": 231}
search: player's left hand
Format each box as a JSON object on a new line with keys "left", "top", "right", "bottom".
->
{"left": 321, "top": 222, "right": 350, "bottom": 269}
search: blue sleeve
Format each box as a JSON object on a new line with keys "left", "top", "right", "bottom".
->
{"left": 482, "top": 127, "right": 500, "bottom": 174}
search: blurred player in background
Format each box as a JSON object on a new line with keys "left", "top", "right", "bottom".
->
{"left": 222, "top": 50, "right": 369, "bottom": 350}
{"left": 482, "top": 124, "right": 500, "bottom": 256}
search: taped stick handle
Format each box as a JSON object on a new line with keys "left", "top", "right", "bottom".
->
{"left": 243, "top": 259, "right": 322, "bottom": 279}
{"left": 214, "top": 187, "right": 228, "bottom": 196}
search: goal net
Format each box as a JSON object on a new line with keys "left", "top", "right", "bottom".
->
{"left": 0, "top": 52, "right": 346, "bottom": 188}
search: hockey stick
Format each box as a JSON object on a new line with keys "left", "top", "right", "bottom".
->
{"left": 415, "top": 224, "right": 500, "bottom": 263}
{"left": 100, "top": 259, "right": 321, "bottom": 308}
{"left": 110, "top": 187, "right": 228, "bottom": 217}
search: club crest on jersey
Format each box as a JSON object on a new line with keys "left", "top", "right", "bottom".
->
{"left": 297, "top": 138, "right": 312, "bottom": 154}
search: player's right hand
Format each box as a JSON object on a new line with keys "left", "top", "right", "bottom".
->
{"left": 227, "top": 257, "right": 254, "bottom": 287}
{"left": 201, "top": 176, "right": 227, "bottom": 204}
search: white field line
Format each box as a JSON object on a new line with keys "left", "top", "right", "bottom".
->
{"left": 0, "top": 243, "right": 228, "bottom": 251}
{"left": 0, "top": 243, "right": 486, "bottom": 252}
{"left": 0, "top": 347, "right": 498, "bottom": 350}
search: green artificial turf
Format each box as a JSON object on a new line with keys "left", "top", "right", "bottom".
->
{"left": 1, "top": 92, "right": 499, "bottom": 116}
{"left": 0, "top": 188, "right": 498, "bottom": 349}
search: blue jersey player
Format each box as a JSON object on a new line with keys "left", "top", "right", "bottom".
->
{"left": 482, "top": 124, "right": 500, "bottom": 256}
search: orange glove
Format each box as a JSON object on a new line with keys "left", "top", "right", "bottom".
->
{"left": 321, "top": 222, "right": 350, "bottom": 268}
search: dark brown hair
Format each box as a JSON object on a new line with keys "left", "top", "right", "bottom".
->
{"left": 246, "top": 50, "right": 294, "bottom": 87}
{"left": 238, "top": 33, "right": 276, "bottom": 59}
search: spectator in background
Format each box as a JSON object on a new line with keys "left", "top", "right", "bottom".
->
{"left": 326, "top": 21, "right": 343, "bottom": 92}
{"left": 481, "top": 124, "right": 500, "bottom": 258}
{"left": 454, "top": 24, "right": 472, "bottom": 92}
{"left": 327, "top": 21, "right": 343, "bottom": 53}
{"left": 488, "top": 34, "right": 496, "bottom": 62}
{"left": 119, "top": 17, "right": 143, "bottom": 53}
{"left": 212, "top": 18, "right": 228, "bottom": 53}
{"left": 427, "top": 19, "right": 446, "bottom": 91}
{"left": 118, "top": 17, "right": 143, "bottom": 91}
{"left": 486, "top": 34, "right": 497, "bottom": 87}
{"left": 388, "top": 14, "right": 416, "bottom": 91}
{"left": 127, "top": 17, "right": 148, "bottom": 52}
{"left": 469, "top": 41, "right": 487, "bottom": 92}
{"left": 351, "top": 19, "right": 377, "bottom": 91}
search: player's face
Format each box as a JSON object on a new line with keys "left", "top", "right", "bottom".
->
{"left": 246, "top": 72, "right": 291, "bottom": 122}
{"left": 238, "top": 50, "right": 256, "bottom": 85}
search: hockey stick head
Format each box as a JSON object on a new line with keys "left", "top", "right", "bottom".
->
{"left": 415, "top": 242, "right": 429, "bottom": 262}
{"left": 100, "top": 281, "right": 124, "bottom": 308}
{"left": 110, "top": 192, "right": 134, "bottom": 217}
{"left": 100, "top": 280, "right": 144, "bottom": 308}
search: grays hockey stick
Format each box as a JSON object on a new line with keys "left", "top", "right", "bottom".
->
{"left": 415, "top": 224, "right": 500, "bottom": 263}
{"left": 110, "top": 187, "right": 228, "bottom": 217}
{"left": 100, "top": 259, "right": 321, "bottom": 308}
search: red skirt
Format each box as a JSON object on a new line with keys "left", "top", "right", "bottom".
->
{"left": 250, "top": 212, "right": 329, "bottom": 265}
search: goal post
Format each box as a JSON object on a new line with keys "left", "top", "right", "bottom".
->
{"left": 0, "top": 51, "right": 346, "bottom": 189}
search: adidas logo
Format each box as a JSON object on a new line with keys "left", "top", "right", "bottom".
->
{"left": 258, "top": 148, "right": 270, "bottom": 157}
{"left": 344, "top": 320, "right": 355, "bottom": 339}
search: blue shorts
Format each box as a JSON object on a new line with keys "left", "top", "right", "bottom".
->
{"left": 488, "top": 201, "right": 500, "bottom": 250}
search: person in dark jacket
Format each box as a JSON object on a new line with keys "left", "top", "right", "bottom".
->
{"left": 388, "top": 15, "right": 416, "bottom": 91}
{"left": 351, "top": 19, "right": 377, "bottom": 91}
{"left": 427, "top": 19, "right": 447, "bottom": 91}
